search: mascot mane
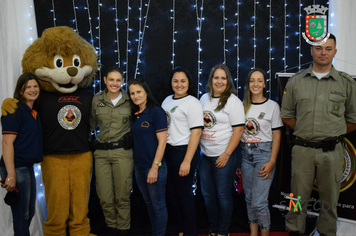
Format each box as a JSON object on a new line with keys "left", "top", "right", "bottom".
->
{"left": 21, "top": 26, "right": 98, "bottom": 93}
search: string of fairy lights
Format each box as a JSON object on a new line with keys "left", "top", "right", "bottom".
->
{"left": 298, "top": 0, "right": 302, "bottom": 70}
{"left": 72, "top": 0, "right": 78, "bottom": 32}
{"left": 114, "top": 0, "right": 121, "bottom": 68}
{"left": 171, "top": 0, "right": 176, "bottom": 69}
{"left": 96, "top": 1, "right": 102, "bottom": 93}
{"left": 195, "top": 0, "right": 204, "bottom": 97}
{"left": 268, "top": 0, "right": 272, "bottom": 96}
{"left": 51, "top": 0, "right": 56, "bottom": 26}
{"left": 47, "top": 0, "right": 329, "bottom": 96}
{"left": 236, "top": 0, "right": 240, "bottom": 92}
{"left": 134, "top": 0, "right": 151, "bottom": 80}
{"left": 85, "top": 0, "right": 94, "bottom": 46}
{"left": 222, "top": 0, "right": 227, "bottom": 64}
{"left": 253, "top": 0, "right": 256, "bottom": 69}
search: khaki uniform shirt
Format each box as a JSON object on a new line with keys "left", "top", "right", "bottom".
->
{"left": 281, "top": 65, "right": 356, "bottom": 140}
{"left": 90, "top": 88, "right": 131, "bottom": 142}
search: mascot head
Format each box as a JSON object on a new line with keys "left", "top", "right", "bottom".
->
{"left": 21, "top": 26, "right": 98, "bottom": 93}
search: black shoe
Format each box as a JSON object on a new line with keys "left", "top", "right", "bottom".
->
{"left": 289, "top": 232, "right": 301, "bottom": 236}
{"left": 117, "top": 229, "right": 130, "bottom": 236}
{"left": 106, "top": 227, "right": 117, "bottom": 236}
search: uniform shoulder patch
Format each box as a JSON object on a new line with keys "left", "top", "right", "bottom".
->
{"left": 339, "top": 71, "right": 355, "bottom": 84}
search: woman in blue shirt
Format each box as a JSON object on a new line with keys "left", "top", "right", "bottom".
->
{"left": 0, "top": 73, "right": 43, "bottom": 236}
{"left": 128, "top": 79, "right": 168, "bottom": 236}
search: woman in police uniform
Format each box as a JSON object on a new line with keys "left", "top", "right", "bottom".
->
{"left": 89, "top": 66, "right": 133, "bottom": 236}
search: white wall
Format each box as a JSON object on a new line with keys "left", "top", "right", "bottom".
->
{"left": 0, "top": 1, "right": 42, "bottom": 236}
{"left": 329, "top": 0, "right": 356, "bottom": 76}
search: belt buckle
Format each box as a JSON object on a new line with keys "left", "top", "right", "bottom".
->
{"left": 112, "top": 142, "right": 119, "bottom": 148}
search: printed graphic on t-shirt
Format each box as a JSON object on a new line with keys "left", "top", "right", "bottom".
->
{"left": 203, "top": 111, "right": 216, "bottom": 129}
{"left": 244, "top": 118, "right": 260, "bottom": 136}
{"left": 258, "top": 112, "right": 265, "bottom": 119}
{"left": 165, "top": 111, "right": 171, "bottom": 128}
{"left": 170, "top": 106, "right": 178, "bottom": 113}
{"left": 243, "top": 118, "right": 262, "bottom": 143}
{"left": 58, "top": 96, "right": 81, "bottom": 104}
{"left": 201, "top": 130, "right": 217, "bottom": 141}
{"left": 58, "top": 105, "right": 82, "bottom": 130}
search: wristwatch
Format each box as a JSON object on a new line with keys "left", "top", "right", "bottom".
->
{"left": 153, "top": 160, "right": 162, "bottom": 167}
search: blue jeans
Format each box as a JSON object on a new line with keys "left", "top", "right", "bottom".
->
{"left": 240, "top": 142, "right": 275, "bottom": 230}
{"left": 0, "top": 165, "right": 36, "bottom": 236}
{"left": 135, "top": 163, "right": 168, "bottom": 236}
{"left": 198, "top": 149, "right": 239, "bottom": 235}
{"left": 165, "top": 144, "right": 200, "bottom": 236}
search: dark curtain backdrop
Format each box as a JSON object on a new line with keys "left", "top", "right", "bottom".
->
{"left": 32, "top": 0, "right": 328, "bottom": 235}
{"left": 33, "top": 0, "right": 328, "bottom": 103}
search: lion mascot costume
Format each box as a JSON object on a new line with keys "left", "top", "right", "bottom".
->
{"left": 2, "top": 26, "right": 98, "bottom": 236}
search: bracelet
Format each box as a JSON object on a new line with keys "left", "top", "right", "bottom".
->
{"left": 224, "top": 152, "right": 231, "bottom": 157}
{"left": 7, "top": 177, "right": 14, "bottom": 181}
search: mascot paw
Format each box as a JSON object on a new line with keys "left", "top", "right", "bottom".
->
{"left": 1, "top": 98, "right": 19, "bottom": 116}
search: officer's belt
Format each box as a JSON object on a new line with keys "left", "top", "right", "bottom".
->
{"left": 293, "top": 136, "right": 344, "bottom": 151}
{"left": 95, "top": 140, "right": 124, "bottom": 150}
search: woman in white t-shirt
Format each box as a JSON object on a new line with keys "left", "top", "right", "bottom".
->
{"left": 240, "top": 68, "right": 283, "bottom": 236}
{"left": 162, "top": 66, "right": 203, "bottom": 236}
{"left": 199, "top": 64, "right": 245, "bottom": 236}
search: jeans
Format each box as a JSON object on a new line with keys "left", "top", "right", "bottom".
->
{"left": 135, "top": 163, "right": 168, "bottom": 236}
{"left": 240, "top": 142, "right": 275, "bottom": 230}
{"left": 198, "top": 149, "right": 239, "bottom": 235}
{"left": 0, "top": 165, "right": 36, "bottom": 236}
{"left": 165, "top": 144, "right": 200, "bottom": 236}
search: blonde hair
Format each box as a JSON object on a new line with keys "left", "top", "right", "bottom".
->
{"left": 243, "top": 68, "right": 267, "bottom": 114}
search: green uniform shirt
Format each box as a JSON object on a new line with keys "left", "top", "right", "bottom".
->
{"left": 90, "top": 88, "right": 131, "bottom": 142}
{"left": 281, "top": 65, "right": 356, "bottom": 140}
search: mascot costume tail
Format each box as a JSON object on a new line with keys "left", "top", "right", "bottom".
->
{"left": 2, "top": 26, "right": 98, "bottom": 236}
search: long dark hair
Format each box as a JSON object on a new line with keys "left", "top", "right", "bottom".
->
{"left": 169, "top": 66, "right": 196, "bottom": 98}
{"left": 128, "top": 79, "right": 160, "bottom": 118}
{"left": 14, "top": 73, "right": 40, "bottom": 109}
{"left": 206, "top": 64, "right": 237, "bottom": 111}
{"left": 243, "top": 68, "right": 267, "bottom": 114}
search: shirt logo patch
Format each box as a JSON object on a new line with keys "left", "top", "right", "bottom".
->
{"left": 203, "top": 111, "right": 216, "bottom": 129}
{"left": 258, "top": 112, "right": 265, "bottom": 119}
{"left": 244, "top": 118, "right": 260, "bottom": 136}
{"left": 122, "top": 117, "right": 128, "bottom": 125}
{"left": 170, "top": 106, "right": 178, "bottom": 113}
{"left": 58, "top": 105, "right": 82, "bottom": 130}
{"left": 97, "top": 102, "right": 106, "bottom": 107}
{"left": 141, "top": 121, "right": 149, "bottom": 128}
{"left": 332, "top": 102, "right": 340, "bottom": 115}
